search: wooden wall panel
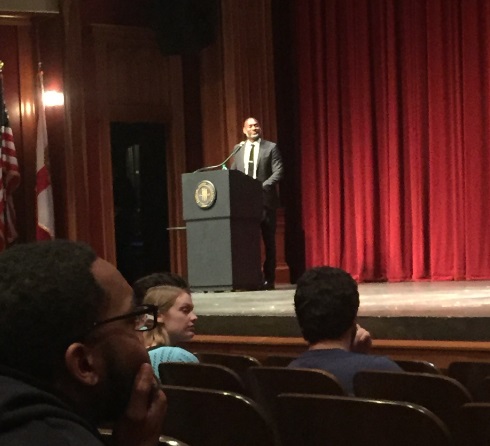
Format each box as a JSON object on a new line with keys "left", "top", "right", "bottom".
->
{"left": 34, "top": 2, "right": 92, "bottom": 245}
{"left": 61, "top": 0, "right": 90, "bottom": 243}
{"left": 200, "top": 0, "right": 277, "bottom": 164}
{"left": 35, "top": 15, "right": 68, "bottom": 241}
{"left": 189, "top": 335, "right": 490, "bottom": 371}
{"left": 17, "top": 24, "right": 37, "bottom": 243}
{"left": 87, "top": 24, "right": 187, "bottom": 270}
{"left": 81, "top": 0, "right": 152, "bottom": 27}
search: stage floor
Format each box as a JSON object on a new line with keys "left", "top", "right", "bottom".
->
{"left": 192, "top": 281, "right": 490, "bottom": 341}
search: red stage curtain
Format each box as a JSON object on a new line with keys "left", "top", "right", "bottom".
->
{"left": 295, "top": 0, "right": 490, "bottom": 281}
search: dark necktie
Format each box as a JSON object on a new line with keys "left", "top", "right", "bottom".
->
{"left": 248, "top": 143, "right": 255, "bottom": 177}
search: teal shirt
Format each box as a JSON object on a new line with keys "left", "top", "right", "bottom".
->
{"left": 148, "top": 346, "right": 199, "bottom": 375}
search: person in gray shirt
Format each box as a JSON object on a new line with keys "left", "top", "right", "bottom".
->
{"left": 290, "top": 266, "right": 402, "bottom": 394}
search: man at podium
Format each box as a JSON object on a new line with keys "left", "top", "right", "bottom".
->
{"left": 231, "top": 117, "right": 284, "bottom": 290}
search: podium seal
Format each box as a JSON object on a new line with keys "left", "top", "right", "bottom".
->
{"left": 195, "top": 180, "right": 217, "bottom": 209}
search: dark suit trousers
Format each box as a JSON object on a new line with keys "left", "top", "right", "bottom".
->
{"left": 261, "top": 207, "right": 277, "bottom": 283}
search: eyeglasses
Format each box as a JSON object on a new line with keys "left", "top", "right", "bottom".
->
{"left": 92, "top": 304, "right": 158, "bottom": 332}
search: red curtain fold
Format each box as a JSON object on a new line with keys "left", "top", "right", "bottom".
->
{"left": 295, "top": 0, "right": 490, "bottom": 281}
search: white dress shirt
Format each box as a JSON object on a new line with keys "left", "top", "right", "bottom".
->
{"left": 243, "top": 138, "right": 261, "bottom": 178}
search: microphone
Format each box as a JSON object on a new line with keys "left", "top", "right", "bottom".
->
{"left": 193, "top": 141, "right": 245, "bottom": 173}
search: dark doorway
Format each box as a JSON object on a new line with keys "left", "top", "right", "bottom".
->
{"left": 111, "top": 122, "right": 170, "bottom": 284}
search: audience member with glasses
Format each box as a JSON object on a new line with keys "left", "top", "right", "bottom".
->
{"left": 133, "top": 273, "right": 199, "bottom": 374}
{"left": 0, "top": 240, "right": 167, "bottom": 446}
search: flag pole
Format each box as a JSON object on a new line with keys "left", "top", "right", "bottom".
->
{"left": 35, "top": 60, "right": 55, "bottom": 240}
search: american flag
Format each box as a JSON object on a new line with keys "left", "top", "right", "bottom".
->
{"left": 0, "top": 67, "right": 20, "bottom": 251}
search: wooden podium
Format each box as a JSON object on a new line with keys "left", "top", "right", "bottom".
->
{"left": 182, "top": 170, "right": 263, "bottom": 291}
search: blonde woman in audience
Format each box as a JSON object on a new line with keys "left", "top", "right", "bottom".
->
{"left": 142, "top": 285, "right": 199, "bottom": 374}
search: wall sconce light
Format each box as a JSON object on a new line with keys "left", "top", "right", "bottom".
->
{"left": 43, "top": 90, "right": 64, "bottom": 107}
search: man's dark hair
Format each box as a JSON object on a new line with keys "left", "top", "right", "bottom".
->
{"left": 0, "top": 240, "right": 107, "bottom": 382}
{"left": 294, "top": 266, "right": 359, "bottom": 344}
{"left": 133, "top": 272, "right": 189, "bottom": 305}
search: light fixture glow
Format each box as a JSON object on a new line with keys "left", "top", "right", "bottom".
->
{"left": 43, "top": 90, "right": 64, "bottom": 107}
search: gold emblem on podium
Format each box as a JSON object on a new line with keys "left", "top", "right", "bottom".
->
{"left": 195, "top": 180, "right": 217, "bottom": 209}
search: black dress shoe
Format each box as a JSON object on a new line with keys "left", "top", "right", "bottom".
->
{"left": 262, "top": 281, "right": 275, "bottom": 290}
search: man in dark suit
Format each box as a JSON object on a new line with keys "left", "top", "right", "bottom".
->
{"left": 231, "top": 117, "right": 284, "bottom": 290}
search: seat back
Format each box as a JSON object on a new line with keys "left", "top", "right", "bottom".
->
{"left": 479, "top": 376, "right": 490, "bottom": 401}
{"left": 262, "top": 355, "right": 297, "bottom": 367}
{"left": 354, "top": 370, "right": 472, "bottom": 429}
{"left": 195, "top": 352, "right": 261, "bottom": 386}
{"left": 277, "top": 393, "right": 451, "bottom": 446}
{"left": 99, "top": 428, "right": 189, "bottom": 446}
{"left": 247, "top": 366, "right": 345, "bottom": 421}
{"left": 455, "top": 402, "right": 490, "bottom": 446}
{"left": 158, "top": 362, "right": 247, "bottom": 395}
{"left": 395, "top": 359, "right": 442, "bottom": 374}
{"left": 161, "top": 385, "right": 277, "bottom": 446}
{"left": 448, "top": 361, "right": 490, "bottom": 401}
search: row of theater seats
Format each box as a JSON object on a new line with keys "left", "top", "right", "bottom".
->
{"left": 152, "top": 353, "right": 490, "bottom": 446}
{"left": 198, "top": 352, "right": 490, "bottom": 403}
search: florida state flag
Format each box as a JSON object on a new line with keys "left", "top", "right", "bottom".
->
{"left": 36, "top": 68, "right": 55, "bottom": 240}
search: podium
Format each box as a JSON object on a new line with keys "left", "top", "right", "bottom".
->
{"left": 182, "top": 170, "right": 262, "bottom": 291}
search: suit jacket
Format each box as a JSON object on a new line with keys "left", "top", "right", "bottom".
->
{"left": 230, "top": 139, "right": 284, "bottom": 209}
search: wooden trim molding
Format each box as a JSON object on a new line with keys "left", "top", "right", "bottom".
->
{"left": 0, "top": 0, "right": 59, "bottom": 15}
{"left": 61, "top": 0, "right": 91, "bottom": 243}
{"left": 0, "top": 16, "right": 32, "bottom": 26}
{"left": 187, "top": 335, "right": 490, "bottom": 369}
